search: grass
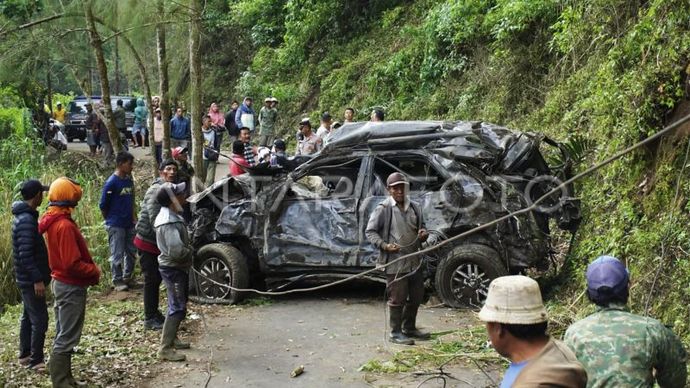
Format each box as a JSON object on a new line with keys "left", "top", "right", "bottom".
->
{"left": 359, "top": 321, "right": 504, "bottom": 374}
{"left": 0, "top": 296, "right": 171, "bottom": 387}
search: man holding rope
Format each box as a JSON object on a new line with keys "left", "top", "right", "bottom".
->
{"left": 366, "top": 172, "right": 430, "bottom": 345}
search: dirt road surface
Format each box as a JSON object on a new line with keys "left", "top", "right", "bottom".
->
{"left": 68, "top": 141, "right": 501, "bottom": 387}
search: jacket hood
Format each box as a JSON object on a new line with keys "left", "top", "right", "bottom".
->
{"left": 136, "top": 98, "right": 145, "bottom": 106}
{"left": 154, "top": 206, "right": 184, "bottom": 228}
{"left": 12, "top": 201, "right": 36, "bottom": 216}
{"left": 38, "top": 212, "right": 71, "bottom": 234}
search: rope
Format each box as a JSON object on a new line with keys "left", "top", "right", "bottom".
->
{"left": 189, "top": 112, "right": 690, "bottom": 298}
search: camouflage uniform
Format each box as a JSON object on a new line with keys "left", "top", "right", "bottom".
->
{"left": 564, "top": 303, "right": 687, "bottom": 388}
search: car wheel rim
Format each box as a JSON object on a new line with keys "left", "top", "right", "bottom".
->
{"left": 450, "top": 263, "right": 490, "bottom": 307}
{"left": 199, "top": 257, "right": 232, "bottom": 299}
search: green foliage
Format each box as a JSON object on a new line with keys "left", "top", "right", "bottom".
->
{"left": 235, "top": 0, "right": 690, "bottom": 347}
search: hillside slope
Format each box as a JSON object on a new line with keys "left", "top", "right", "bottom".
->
{"left": 232, "top": 0, "right": 690, "bottom": 340}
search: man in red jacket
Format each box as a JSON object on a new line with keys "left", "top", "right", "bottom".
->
{"left": 39, "top": 177, "right": 100, "bottom": 387}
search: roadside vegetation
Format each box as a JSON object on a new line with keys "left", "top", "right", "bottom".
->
{"left": 1, "top": 0, "right": 690, "bottom": 382}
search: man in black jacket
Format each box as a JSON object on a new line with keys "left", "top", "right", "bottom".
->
{"left": 12, "top": 179, "right": 51, "bottom": 371}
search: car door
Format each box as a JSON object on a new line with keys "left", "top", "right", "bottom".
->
{"left": 358, "top": 153, "right": 462, "bottom": 267}
{"left": 263, "top": 156, "right": 366, "bottom": 268}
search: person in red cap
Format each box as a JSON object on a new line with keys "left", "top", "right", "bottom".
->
{"left": 39, "top": 177, "right": 100, "bottom": 386}
{"left": 12, "top": 179, "right": 51, "bottom": 372}
{"left": 172, "top": 146, "right": 194, "bottom": 188}
{"left": 365, "top": 172, "right": 429, "bottom": 345}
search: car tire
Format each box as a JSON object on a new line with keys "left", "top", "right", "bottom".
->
{"left": 193, "top": 243, "right": 249, "bottom": 304}
{"left": 434, "top": 244, "right": 507, "bottom": 309}
{"left": 79, "top": 135, "right": 86, "bottom": 142}
{"left": 67, "top": 137, "right": 74, "bottom": 143}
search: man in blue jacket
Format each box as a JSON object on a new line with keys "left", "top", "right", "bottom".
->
{"left": 99, "top": 151, "right": 136, "bottom": 292}
{"left": 12, "top": 179, "right": 51, "bottom": 372}
{"left": 234, "top": 97, "right": 255, "bottom": 132}
{"left": 170, "top": 107, "right": 191, "bottom": 149}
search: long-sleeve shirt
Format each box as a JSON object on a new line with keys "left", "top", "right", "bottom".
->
{"left": 38, "top": 212, "right": 100, "bottom": 287}
{"left": 365, "top": 197, "right": 424, "bottom": 274}
{"left": 154, "top": 207, "right": 193, "bottom": 269}
{"left": 99, "top": 174, "right": 135, "bottom": 228}
{"left": 564, "top": 303, "right": 687, "bottom": 388}
{"left": 170, "top": 116, "right": 191, "bottom": 140}
{"left": 258, "top": 107, "right": 278, "bottom": 135}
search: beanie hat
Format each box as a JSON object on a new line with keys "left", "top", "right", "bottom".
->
{"left": 48, "top": 177, "right": 83, "bottom": 208}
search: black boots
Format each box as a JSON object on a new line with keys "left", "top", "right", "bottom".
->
{"left": 158, "top": 316, "right": 186, "bottom": 361}
{"left": 402, "top": 305, "right": 431, "bottom": 340}
{"left": 389, "top": 306, "right": 414, "bottom": 345}
{"left": 49, "top": 352, "right": 72, "bottom": 388}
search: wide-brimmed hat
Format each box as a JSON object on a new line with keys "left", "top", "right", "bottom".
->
{"left": 478, "top": 275, "right": 548, "bottom": 324}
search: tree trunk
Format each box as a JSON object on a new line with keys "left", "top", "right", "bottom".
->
{"left": 157, "top": 0, "right": 171, "bottom": 166}
{"left": 189, "top": 0, "right": 203, "bottom": 177}
{"left": 92, "top": 16, "right": 155, "bottom": 175}
{"left": 83, "top": 0, "right": 121, "bottom": 153}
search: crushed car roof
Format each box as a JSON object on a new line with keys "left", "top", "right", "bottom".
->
{"left": 322, "top": 120, "right": 554, "bottom": 175}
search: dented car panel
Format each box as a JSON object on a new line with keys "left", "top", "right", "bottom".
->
{"left": 189, "top": 121, "right": 580, "bottom": 305}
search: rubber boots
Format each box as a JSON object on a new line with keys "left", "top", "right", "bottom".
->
{"left": 158, "top": 316, "right": 186, "bottom": 361}
{"left": 174, "top": 337, "right": 190, "bottom": 350}
{"left": 49, "top": 352, "right": 73, "bottom": 388}
{"left": 389, "top": 306, "right": 414, "bottom": 345}
{"left": 402, "top": 305, "right": 431, "bottom": 340}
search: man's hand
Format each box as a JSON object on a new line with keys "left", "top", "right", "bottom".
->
{"left": 418, "top": 229, "right": 429, "bottom": 242}
{"left": 384, "top": 243, "right": 401, "bottom": 253}
{"left": 34, "top": 281, "right": 45, "bottom": 298}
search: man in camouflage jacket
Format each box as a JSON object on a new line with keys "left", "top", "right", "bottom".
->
{"left": 564, "top": 255, "right": 687, "bottom": 387}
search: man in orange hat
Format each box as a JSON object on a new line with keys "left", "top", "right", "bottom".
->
{"left": 39, "top": 177, "right": 100, "bottom": 387}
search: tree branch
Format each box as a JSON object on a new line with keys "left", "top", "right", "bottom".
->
{"left": 0, "top": 13, "right": 64, "bottom": 37}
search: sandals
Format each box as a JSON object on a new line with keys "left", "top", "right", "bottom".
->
{"left": 29, "top": 362, "right": 47, "bottom": 373}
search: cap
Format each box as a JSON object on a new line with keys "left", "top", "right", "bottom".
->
{"left": 264, "top": 97, "right": 271, "bottom": 103}
{"left": 155, "top": 108, "right": 161, "bottom": 113}
{"left": 321, "top": 112, "right": 332, "bottom": 121}
{"left": 331, "top": 121, "right": 342, "bottom": 130}
{"left": 270, "top": 97, "right": 279, "bottom": 103}
{"left": 299, "top": 118, "right": 311, "bottom": 126}
{"left": 478, "top": 275, "right": 548, "bottom": 324}
{"left": 273, "top": 139, "right": 286, "bottom": 150}
{"left": 20, "top": 179, "right": 49, "bottom": 200}
{"left": 171, "top": 146, "right": 188, "bottom": 159}
{"left": 56, "top": 102, "right": 62, "bottom": 105}
{"left": 386, "top": 172, "right": 408, "bottom": 187}
{"left": 586, "top": 255, "right": 629, "bottom": 298}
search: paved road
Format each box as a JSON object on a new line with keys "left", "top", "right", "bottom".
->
{"left": 69, "top": 140, "right": 501, "bottom": 387}
{"left": 145, "top": 285, "right": 499, "bottom": 388}
{"left": 67, "top": 140, "right": 231, "bottom": 182}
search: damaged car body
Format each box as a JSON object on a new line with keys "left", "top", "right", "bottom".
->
{"left": 187, "top": 121, "right": 581, "bottom": 307}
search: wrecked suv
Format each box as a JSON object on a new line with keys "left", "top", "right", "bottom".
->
{"left": 187, "top": 121, "right": 580, "bottom": 307}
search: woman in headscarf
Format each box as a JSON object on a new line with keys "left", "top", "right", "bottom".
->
{"left": 208, "top": 102, "right": 225, "bottom": 129}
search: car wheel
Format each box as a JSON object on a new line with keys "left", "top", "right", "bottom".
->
{"left": 434, "top": 244, "right": 507, "bottom": 308}
{"left": 79, "top": 135, "right": 86, "bottom": 142}
{"left": 67, "top": 137, "right": 74, "bottom": 143}
{"left": 193, "top": 243, "right": 249, "bottom": 304}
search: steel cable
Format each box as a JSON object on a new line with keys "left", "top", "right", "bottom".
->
{"left": 189, "top": 113, "right": 690, "bottom": 297}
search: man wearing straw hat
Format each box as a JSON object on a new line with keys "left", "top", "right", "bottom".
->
{"left": 479, "top": 275, "right": 587, "bottom": 387}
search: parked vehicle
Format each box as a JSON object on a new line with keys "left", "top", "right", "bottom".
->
{"left": 66, "top": 95, "right": 137, "bottom": 142}
{"left": 187, "top": 121, "right": 581, "bottom": 307}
